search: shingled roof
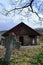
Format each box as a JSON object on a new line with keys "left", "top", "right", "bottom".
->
{"left": 2, "top": 22, "right": 41, "bottom": 36}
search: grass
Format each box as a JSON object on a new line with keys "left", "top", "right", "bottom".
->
{"left": 0, "top": 41, "right": 43, "bottom": 65}
{"left": 10, "top": 45, "right": 43, "bottom": 65}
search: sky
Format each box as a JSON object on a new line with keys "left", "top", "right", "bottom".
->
{"left": 0, "top": 0, "right": 43, "bottom": 31}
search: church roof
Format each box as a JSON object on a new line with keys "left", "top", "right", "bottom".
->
{"left": 2, "top": 22, "right": 41, "bottom": 36}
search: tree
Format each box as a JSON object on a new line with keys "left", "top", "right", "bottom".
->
{"left": 0, "top": 0, "right": 43, "bottom": 26}
{"left": 0, "top": 0, "right": 43, "bottom": 62}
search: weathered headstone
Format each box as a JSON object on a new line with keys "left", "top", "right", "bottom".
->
{"left": 4, "top": 33, "right": 20, "bottom": 61}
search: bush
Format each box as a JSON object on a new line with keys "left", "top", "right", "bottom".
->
{"left": 30, "top": 46, "right": 43, "bottom": 65}
{"left": 0, "top": 60, "right": 10, "bottom": 65}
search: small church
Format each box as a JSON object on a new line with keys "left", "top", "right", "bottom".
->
{"left": 2, "top": 22, "right": 41, "bottom": 46}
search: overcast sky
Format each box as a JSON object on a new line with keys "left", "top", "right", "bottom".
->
{"left": 0, "top": 0, "right": 43, "bottom": 31}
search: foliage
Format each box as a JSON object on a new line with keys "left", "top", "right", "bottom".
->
{"left": 0, "top": 45, "right": 43, "bottom": 65}
{"left": 30, "top": 46, "right": 43, "bottom": 65}
{"left": 40, "top": 35, "right": 43, "bottom": 43}
{"left": 0, "top": 60, "right": 10, "bottom": 65}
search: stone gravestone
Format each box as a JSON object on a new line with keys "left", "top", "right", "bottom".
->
{"left": 3, "top": 33, "right": 21, "bottom": 61}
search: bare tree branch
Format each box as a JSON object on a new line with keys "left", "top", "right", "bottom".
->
{"left": 5, "top": 0, "right": 34, "bottom": 15}
{"left": 0, "top": 0, "right": 43, "bottom": 26}
{"left": 38, "top": 2, "right": 43, "bottom": 11}
{"left": 5, "top": 0, "right": 42, "bottom": 20}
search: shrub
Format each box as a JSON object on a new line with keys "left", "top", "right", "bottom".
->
{"left": 30, "top": 46, "right": 43, "bottom": 65}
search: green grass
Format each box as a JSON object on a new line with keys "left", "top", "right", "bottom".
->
{"left": 10, "top": 45, "right": 43, "bottom": 65}
{"left": 0, "top": 41, "right": 43, "bottom": 65}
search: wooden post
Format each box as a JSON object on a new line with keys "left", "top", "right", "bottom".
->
{"left": 32, "top": 38, "right": 35, "bottom": 45}
{"left": 34, "top": 36, "right": 37, "bottom": 45}
{"left": 37, "top": 36, "right": 40, "bottom": 45}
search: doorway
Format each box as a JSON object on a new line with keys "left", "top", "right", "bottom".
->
{"left": 19, "top": 36, "right": 24, "bottom": 45}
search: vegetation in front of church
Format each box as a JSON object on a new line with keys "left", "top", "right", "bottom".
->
{"left": 0, "top": 46, "right": 43, "bottom": 65}
{"left": 30, "top": 46, "right": 43, "bottom": 65}
{"left": 0, "top": 37, "right": 43, "bottom": 65}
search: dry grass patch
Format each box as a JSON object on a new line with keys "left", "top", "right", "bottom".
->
{"left": 0, "top": 45, "right": 6, "bottom": 57}
{"left": 0, "top": 44, "right": 43, "bottom": 65}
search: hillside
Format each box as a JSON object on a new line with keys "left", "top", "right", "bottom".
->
{"left": 35, "top": 28, "right": 43, "bottom": 35}
{"left": 0, "top": 31, "right": 6, "bottom": 35}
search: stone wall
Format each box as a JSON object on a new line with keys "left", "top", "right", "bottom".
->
{"left": 15, "top": 35, "right": 40, "bottom": 46}
{"left": 0, "top": 35, "right": 40, "bottom": 46}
